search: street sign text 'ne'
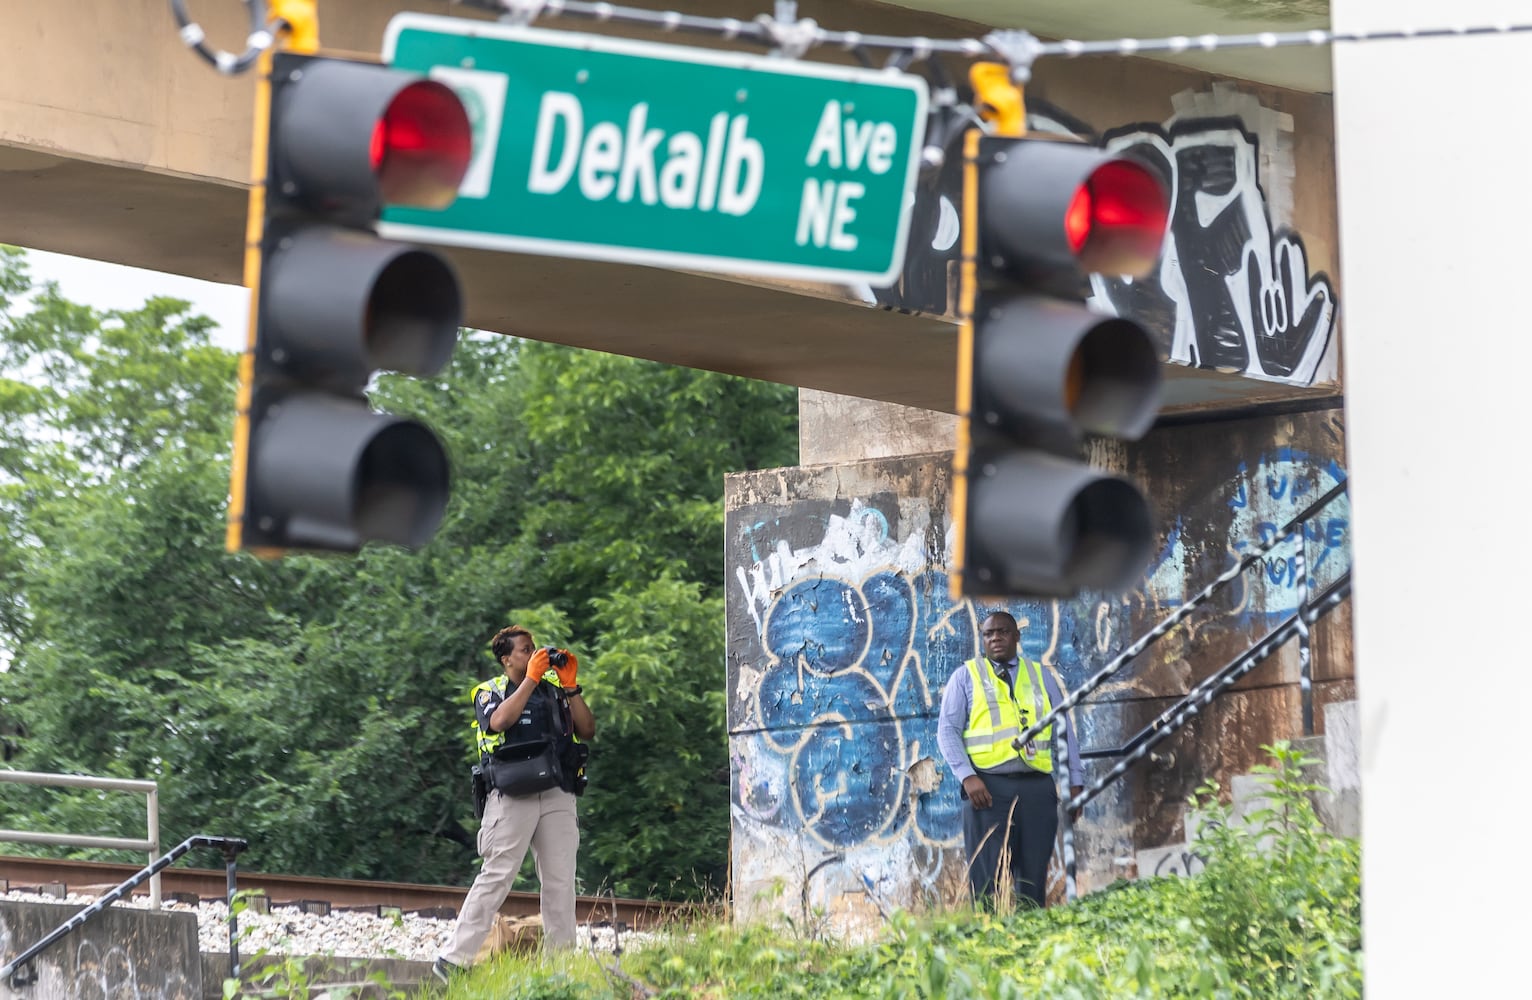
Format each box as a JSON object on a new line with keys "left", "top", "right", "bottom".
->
{"left": 382, "top": 15, "right": 929, "bottom": 284}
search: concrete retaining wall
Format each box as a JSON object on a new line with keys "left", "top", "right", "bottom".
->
{"left": 199, "top": 954, "right": 432, "bottom": 999}
{"left": 0, "top": 900, "right": 200, "bottom": 1000}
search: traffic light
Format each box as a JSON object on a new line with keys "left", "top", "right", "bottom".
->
{"left": 951, "top": 130, "right": 1170, "bottom": 599}
{"left": 229, "top": 52, "right": 472, "bottom": 554}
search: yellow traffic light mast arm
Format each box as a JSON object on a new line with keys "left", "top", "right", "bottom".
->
{"left": 951, "top": 64, "right": 1026, "bottom": 598}
{"left": 969, "top": 62, "right": 1026, "bottom": 138}
{"left": 950, "top": 126, "right": 981, "bottom": 601}
{"left": 269, "top": 0, "right": 320, "bottom": 54}
{"left": 228, "top": 44, "right": 274, "bottom": 555}
{"left": 228, "top": 1, "right": 318, "bottom": 555}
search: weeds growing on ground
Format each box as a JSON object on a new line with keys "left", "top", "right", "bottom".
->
{"left": 219, "top": 890, "right": 412, "bottom": 1000}
{"left": 424, "top": 743, "right": 1359, "bottom": 999}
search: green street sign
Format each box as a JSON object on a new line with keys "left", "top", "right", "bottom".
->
{"left": 381, "top": 15, "right": 929, "bottom": 285}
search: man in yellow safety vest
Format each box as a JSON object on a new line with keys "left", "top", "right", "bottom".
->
{"left": 937, "top": 611, "right": 1083, "bottom": 909}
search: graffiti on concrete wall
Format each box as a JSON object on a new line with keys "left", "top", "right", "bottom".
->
{"left": 0, "top": 912, "right": 198, "bottom": 999}
{"left": 68, "top": 939, "right": 198, "bottom": 1000}
{"left": 1230, "top": 449, "right": 1349, "bottom": 590}
{"left": 730, "top": 499, "right": 970, "bottom": 916}
{"left": 728, "top": 444, "right": 1349, "bottom": 922}
{"left": 1091, "top": 118, "right": 1335, "bottom": 384}
{"left": 1151, "top": 846, "right": 1209, "bottom": 878}
{"left": 1146, "top": 446, "right": 1349, "bottom": 613}
{"left": 865, "top": 86, "right": 1337, "bottom": 386}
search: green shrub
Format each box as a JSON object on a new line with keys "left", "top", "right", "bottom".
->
{"left": 1185, "top": 742, "right": 1363, "bottom": 999}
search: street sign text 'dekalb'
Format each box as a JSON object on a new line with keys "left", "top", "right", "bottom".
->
{"left": 382, "top": 15, "right": 929, "bottom": 284}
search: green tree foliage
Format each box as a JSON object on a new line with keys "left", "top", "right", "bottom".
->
{"left": 0, "top": 246, "right": 797, "bottom": 897}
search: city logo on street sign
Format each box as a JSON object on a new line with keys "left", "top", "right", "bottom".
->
{"left": 382, "top": 14, "right": 929, "bottom": 285}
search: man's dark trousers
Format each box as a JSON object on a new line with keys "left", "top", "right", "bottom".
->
{"left": 963, "top": 770, "right": 1058, "bottom": 909}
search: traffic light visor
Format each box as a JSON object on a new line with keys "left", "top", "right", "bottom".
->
{"left": 1058, "top": 473, "right": 1155, "bottom": 591}
{"left": 263, "top": 228, "right": 462, "bottom": 383}
{"left": 372, "top": 80, "right": 473, "bottom": 209}
{"left": 979, "top": 138, "right": 1169, "bottom": 284}
{"left": 250, "top": 394, "right": 450, "bottom": 551}
{"left": 975, "top": 296, "right": 1162, "bottom": 446}
{"left": 1067, "top": 314, "right": 1162, "bottom": 440}
{"left": 1065, "top": 159, "right": 1169, "bottom": 277}
{"left": 366, "top": 247, "right": 462, "bottom": 376}
{"left": 273, "top": 57, "right": 472, "bottom": 218}
{"left": 354, "top": 419, "right": 451, "bottom": 548}
{"left": 968, "top": 452, "right": 1154, "bottom": 595}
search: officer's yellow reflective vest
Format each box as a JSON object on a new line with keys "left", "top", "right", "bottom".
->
{"left": 470, "top": 674, "right": 567, "bottom": 757}
{"left": 962, "top": 656, "right": 1054, "bottom": 774}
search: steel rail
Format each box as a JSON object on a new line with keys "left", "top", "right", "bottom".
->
{"left": 0, "top": 855, "right": 698, "bottom": 930}
{"left": 1057, "top": 571, "right": 1352, "bottom": 898}
{"left": 1, "top": 769, "right": 163, "bottom": 909}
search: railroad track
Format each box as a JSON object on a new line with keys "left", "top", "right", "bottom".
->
{"left": 0, "top": 855, "right": 700, "bottom": 931}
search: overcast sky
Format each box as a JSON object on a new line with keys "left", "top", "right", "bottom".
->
{"left": 22, "top": 248, "right": 251, "bottom": 354}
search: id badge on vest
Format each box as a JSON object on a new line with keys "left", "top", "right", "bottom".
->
{"left": 1019, "top": 709, "right": 1037, "bottom": 761}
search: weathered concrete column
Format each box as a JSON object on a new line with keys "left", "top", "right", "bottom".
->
{"left": 798, "top": 390, "right": 956, "bottom": 466}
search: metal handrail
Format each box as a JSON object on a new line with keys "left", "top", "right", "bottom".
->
{"left": 1077, "top": 578, "right": 1352, "bottom": 765}
{"left": 1019, "top": 478, "right": 1350, "bottom": 756}
{"left": 1038, "top": 479, "right": 1352, "bottom": 901}
{"left": 1057, "top": 571, "right": 1351, "bottom": 898}
{"left": 1, "top": 834, "right": 249, "bottom": 988}
{"left": 1068, "top": 571, "right": 1352, "bottom": 800}
{"left": 0, "top": 769, "right": 162, "bottom": 908}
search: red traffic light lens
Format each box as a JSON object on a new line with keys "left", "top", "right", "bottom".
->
{"left": 370, "top": 81, "right": 472, "bottom": 210}
{"left": 1065, "top": 159, "right": 1168, "bottom": 278}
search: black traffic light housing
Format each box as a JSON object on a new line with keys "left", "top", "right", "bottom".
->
{"left": 953, "top": 132, "right": 1170, "bottom": 598}
{"left": 230, "top": 52, "right": 472, "bottom": 554}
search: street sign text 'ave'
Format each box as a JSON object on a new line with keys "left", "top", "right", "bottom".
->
{"left": 382, "top": 14, "right": 929, "bottom": 285}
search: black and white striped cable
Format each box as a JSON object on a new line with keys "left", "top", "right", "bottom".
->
{"left": 171, "top": 0, "right": 1532, "bottom": 78}
{"left": 454, "top": 0, "right": 1532, "bottom": 77}
{"left": 168, "top": 0, "right": 276, "bottom": 75}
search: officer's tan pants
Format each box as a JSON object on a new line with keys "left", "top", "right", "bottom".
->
{"left": 441, "top": 785, "right": 580, "bottom": 964}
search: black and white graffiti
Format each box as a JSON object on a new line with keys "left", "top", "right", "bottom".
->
{"left": 867, "top": 92, "right": 1338, "bottom": 387}
{"left": 1092, "top": 118, "right": 1336, "bottom": 384}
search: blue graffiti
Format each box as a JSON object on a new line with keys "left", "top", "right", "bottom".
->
{"left": 732, "top": 449, "right": 1352, "bottom": 874}
{"left": 1227, "top": 449, "right": 1350, "bottom": 612}
{"left": 743, "top": 568, "right": 1131, "bottom": 855}
{"left": 749, "top": 569, "right": 970, "bottom": 850}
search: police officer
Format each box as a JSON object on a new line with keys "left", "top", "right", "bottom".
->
{"left": 937, "top": 611, "right": 1083, "bottom": 909}
{"left": 435, "top": 625, "right": 595, "bottom": 979}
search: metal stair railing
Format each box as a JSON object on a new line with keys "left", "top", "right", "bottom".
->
{"left": 1074, "top": 574, "right": 1353, "bottom": 773}
{"left": 0, "top": 770, "right": 164, "bottom": 908}
{"left": 1013, "top": 478, "right": 1351, "bottom": 901}
{"left": 1, "top": 833, "right": 249, "bottom": 989}
{"left": 1057, "top": 571, "right": 1351, "bottom": 897}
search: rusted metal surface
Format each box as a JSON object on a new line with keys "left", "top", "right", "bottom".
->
{"left": 0, "top": 856, "right": 693, "bottom": 930}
